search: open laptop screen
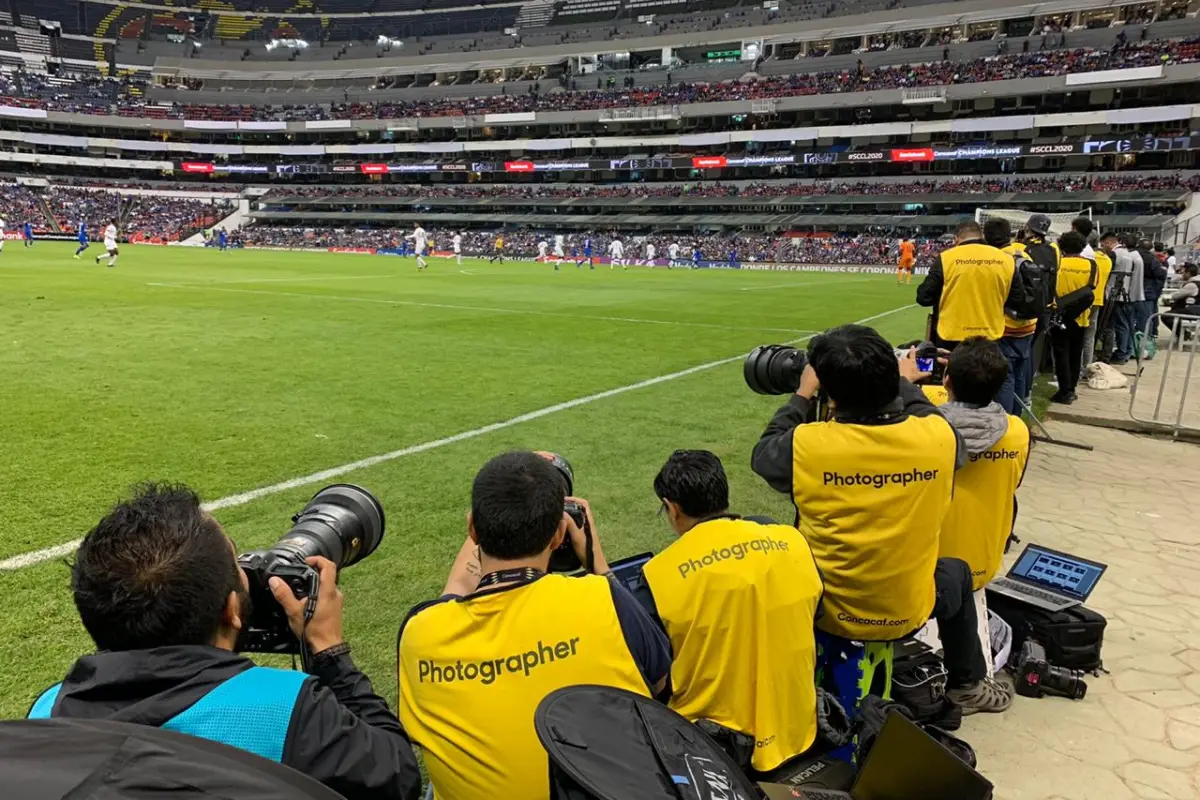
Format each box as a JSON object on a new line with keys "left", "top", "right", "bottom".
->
{"left": 1011, "top": 545, "right": 1106, "bottom": 600}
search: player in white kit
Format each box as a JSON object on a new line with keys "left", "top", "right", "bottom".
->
{"left": 644, "top": 242, "right": 656, "bottom": 266}
{"left": 0, "top": 217, "right": 5, "bottom": 253}
{"left": 668, "top": 242, "right": 680, "bottom": 268}
{"left": 537, "top": 239, "right": 549, "bottom": 262}
{"left": 408, "top": 224, "right": 429, "bottom": 270}
{"left": 553, "top": 233, "right": 566, "bottom": 266}
{"left": 609, "top": 237, "right": 624, "bottom": 269}
{"left": 95, "top": 220, "right": 119, "bottom": 267}
{"left": 453, "top": 232, "right": 463, "bottom": 265}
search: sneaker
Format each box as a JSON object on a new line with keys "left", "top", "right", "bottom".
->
{"left": 948, "top": 675, "right": 1014, "bottom": 715}
{"left": 1049, "top": 391, "right": 1076, "bottom": 405}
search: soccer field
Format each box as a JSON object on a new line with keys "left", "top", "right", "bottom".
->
{"left": 0, "top": 242, "right": 924, "bottom": 717}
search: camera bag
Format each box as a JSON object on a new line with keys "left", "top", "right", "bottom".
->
{"left": 985, "top": 592, "right": 1107, "bottom": 672}
{"left": 890, "top": 638, "right": 962, "bottom": 731}
{"left": 536, "top": 685, "right": 759, "bottom": 800}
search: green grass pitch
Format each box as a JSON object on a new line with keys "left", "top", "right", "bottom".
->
{"left": 0, "top": 242, "right": 925, "bottom": 718}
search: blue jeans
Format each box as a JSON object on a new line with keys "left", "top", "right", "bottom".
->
{"left": 1112, "top": 302, "right": 1137, "bottom": 362}
{"left": 1132, "top": 300, "right": 1156, "bottom": 358}
{"left": 997, "top": 335, "right": 1034, "bottom": 414}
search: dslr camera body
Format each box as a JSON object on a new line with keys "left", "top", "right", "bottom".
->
{"left": 1014, "top": 639, "right": 1088, "bottom": 700}
{"left": 237, "top": 484, "right": 385, "bottom": 655}
{"left": 894, "top": 340, "right": 946, "bottom": 386}
{"left": 539, "top": 452, "right": 594, "bottom": 573}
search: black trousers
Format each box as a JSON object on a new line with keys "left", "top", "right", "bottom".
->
{"left": 933, "top": 558, "right": 988, "bottom": 688}
{"left": 1050, "top": 318, "right": 1086, "bottom": 395}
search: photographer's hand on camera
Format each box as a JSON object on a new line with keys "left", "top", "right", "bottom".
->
{"left": 565, "top": 496, "right": 610, "bottom": 575}
{"left": 898, "top": 347, "right": 933, "bottom": 384}
{"left": 269, "top": 556, "right": 345, "bottom": 654}
{"left": 796, "top": 364, "right": 820, "bottom": 401}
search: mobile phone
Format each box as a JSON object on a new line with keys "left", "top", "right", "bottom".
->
{"left": 916, "top": 356, "right": 936, "bottom": 373}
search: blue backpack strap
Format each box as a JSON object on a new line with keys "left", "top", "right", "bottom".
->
{"left": 163, "top": 666, "right": 308, "bottom": 763}
{"left": 27, "top": 683, "right": 63, "bottom": 719}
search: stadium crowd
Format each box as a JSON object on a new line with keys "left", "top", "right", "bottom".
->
{"left": 0, "top": 184, "right": 231, "bottom": 241}
{"left": 123, "top": 196, "right": 232, "bottom": 242}
{"left": 263, "top": 173, "right": 1200, "bottom": 204}
{"left": 1, "top": 38, "right": 1197, "bottom": 119}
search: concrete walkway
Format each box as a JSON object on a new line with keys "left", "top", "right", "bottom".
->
{"left": 967, "top": 421, "right": 1200, "bottom": 800}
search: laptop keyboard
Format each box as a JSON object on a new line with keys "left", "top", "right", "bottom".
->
{"left": 795, "top": 790, "right": 853, "bottom": 800}
{"left": 995, "top": 578, "right": 1068, "bottom": 604}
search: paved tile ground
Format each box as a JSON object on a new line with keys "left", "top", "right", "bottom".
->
{"left": 966, "top": 420, "right": 1200, "bottom": 800}
{"left": 1048, "top": 325, "right": 1200, "bottom": 439}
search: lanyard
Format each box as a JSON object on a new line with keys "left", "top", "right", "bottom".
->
{"left": 476, "top": 567, "right": 544, "bottom": 589}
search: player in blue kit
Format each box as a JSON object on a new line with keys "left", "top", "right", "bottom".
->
{"left": 218, "top": 228, "right": 228, "bottom": 251}
{"left": 23, "top": 220, "right": 33, "bottom": 247}
{"left": 575, "top": 236, "right": 595, "bottom": 270}
{"left": 73, "top": 221, "right": 90, "bottom": 259}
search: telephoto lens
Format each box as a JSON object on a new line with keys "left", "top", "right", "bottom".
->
{"left": 237, "top": 484, "right": 385, "bottom": 654}
{"left": 743, "top": 344, "right": 808, "bottom": 395}
{"left": 537, "top": 451, "right": 592, "bottom": 573}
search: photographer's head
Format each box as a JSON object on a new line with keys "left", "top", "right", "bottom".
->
{"left": 1099, "top": 231, "right": 1119, "bottom": 253}
{"left": 72, "top": 482, "right": 248, "bottom": 653}
{"left": 1059, "top": 231, "right": 1086, "bottom": 257}
{"left": 469, "top": 451, "right": 567, "bottom": 565}
{"left": 954, "top": 220, "right": 983, "bottom": 245}
{"left": 945, "top": 337, "right": 1009, "bottom": 406}
{"left": 983, "top": 218, "right": 1012, "bottom": 249}
{"left": 654, "top": 450, "right": 730, "bottom": 535}
{"left": 808, "top": 324, "right": 900, "bottom": 417}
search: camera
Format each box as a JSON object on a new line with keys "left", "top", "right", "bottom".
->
{"left": 895, "top": 341, "right": 946, "bottom": 385}
{"left": 539, "top": 452, "right": 594, "bottom": 573}
{"left": 743, "top": 344, "right": 808, "bottom": 396}
{"left": 237, "top": 484, "right": 385, "bottom": 654}
{"left": 1014, "top": 640, "right": 1088, "bottom": 700}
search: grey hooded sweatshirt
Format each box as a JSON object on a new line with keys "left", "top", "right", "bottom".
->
{"left": 939, "top": 400, "right": 1010, "bottom": 455}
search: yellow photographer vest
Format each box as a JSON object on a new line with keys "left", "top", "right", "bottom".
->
{"left": 642, "top": 517, "right": 822, "bottom": 772}
{"left": 939, "top": 416, "right": 1031, "bottom": 590}
{"left": 398, "top": 575, "right": 650, "bottom": 800}
{"left": 937, "top": 242, "right": 1016, "bottom": 342}
{"left": 791, "top": 415, "right": 956, "bottom": 640}
{"left": 1056, "top": 255, "right": 1099, "bottom": 327}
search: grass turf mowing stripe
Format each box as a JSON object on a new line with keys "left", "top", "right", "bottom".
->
{"left": 0, "top": 302, "right": 916, "bottom": 572}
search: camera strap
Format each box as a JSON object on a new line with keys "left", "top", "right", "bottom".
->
{"left": 477, "top": 567, "right": 544, "bottom": 589}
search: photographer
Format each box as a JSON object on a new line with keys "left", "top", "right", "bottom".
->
{"left": 397, "top": 451, "right": 671, "bottom": 800}
{"left": 984, "top": 217, "right": 1038, "bottom": 414}
{"left": 639, "top": 450, "right": 822, "bottom": 774}
{"left": 1049, "top": 232, "right": 1099, "bottom": 405}
{"left": 27, "top": 483, "right": 421, "bottom": 800}
{"left": 938, "top": 338, "right": 1031, "bottom": 592}
{"left": 751, "top": 325, "right": 1012, "bottom": 714}
{"left": 916, "top": 220, "right": 1024, "bottom": 349}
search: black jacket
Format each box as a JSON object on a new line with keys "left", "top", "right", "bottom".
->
{"left": 750, "top": 380, "right": 967, "bottom": 496}
{"left": 1140, "top": 248, "right": 1167, "bottom": 302}
{"left": 34, "top": 646, "right": 421, "bottom": 800}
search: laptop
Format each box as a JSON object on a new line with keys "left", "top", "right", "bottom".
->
{"left": 987, "top": 543, "right": 1107, "bottom": 612}
{"left": 759, "top": 711, "right": 992, "bottom": 800}
{"left": 607, "top": 552, "right": 654, "bottom": 595}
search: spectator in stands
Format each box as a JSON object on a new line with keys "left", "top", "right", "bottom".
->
{"left": 27, "top": 482, "right": 421, "bottom": 800}
{"left": 937, "top": 339, "right": 1031, "bottom": 665}
{"left": 637, "top": 450, "right": 822, "bottom": 774}
{"left": 1050, "top": 232, "right": 1100, "bottom": 404}
{"left": 916, "top": 220, "right": 1023, "bottom": 350}
{"left": 397, "top": 451, "right": 671, "bottom": 800}
{"left": 750, "top": 325, "right": 1012, "bottom": 714}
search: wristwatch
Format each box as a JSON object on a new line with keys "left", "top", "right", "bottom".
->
{"left": 311, "top": 642, "right": 351, "bottom": 667}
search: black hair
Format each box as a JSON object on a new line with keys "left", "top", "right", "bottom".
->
{"left": 653, "top": 450, "right": 730, "bottom": 519}
{"left": 946, "top": 337, "right": 1010, "bottom": 406}
{"left": 1058, "top": 231, "right": 1086, "bottom": 256}
{"left": 808, "top": 324, "right": 900, "bottom": 416}
{"left": 1100, "top": 231, "right": 1119, "bottom": 242}
{"left": 982, "top": 218, "right": 1012, "bottom": 249}
{"left": 1071, "top": 217, "right": 1094, "bottom": 238}
{"left": 1183, "top": 262, "right": 1199, "bottom": 278}
{"left": 956, "top": 220, "right": 983, "bottom": 240}
{"left": 71, "top": 482, "right": 240, "bottom": 652}
{"left": 471, "top": 451, "right": 566, "bottom": 559}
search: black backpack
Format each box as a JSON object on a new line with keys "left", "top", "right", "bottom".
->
{"left": 985, "top": 592, "right": 1107, "bottom": 672}
{"left": 536, "top": 685, "right": 760, "bottom": 800}
{"left": 890, "top": 638, "right": 962, "bottom": 731}
{"left": 0, "top": 718, "right": 346, "bottom": 800}
{"left": 1006, "top": 252, "right": 1053, "bottom": 322}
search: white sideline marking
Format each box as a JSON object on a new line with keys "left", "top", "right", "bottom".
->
{"left": 737, "top": 278, "right": 874, "bottom": 292}
{"left": 195, "top": 274, "right": 395, "bottom": 285}
{"left": 0, "top": 302, "right": 916, "bottom": 571}
{"left": 147, "top": 282, "right": 816, "bottom": 335}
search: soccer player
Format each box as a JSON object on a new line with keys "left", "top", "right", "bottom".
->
{"left": 489, "top": 233, "right": 505, "bottom": 264}
{"left": 609, "top": 236, "right": 625, "bottom": 270}
{"left": 217, "top": 228, "right": 228, "bottom": 252}
{"left": 537, "top": 238, "right": 549, "bottom": 263}
{"left": 645, "top": 241, "right": 656, "bottom": 266}
{"left": 23, "top": 219, "right": 33, "bottom": 248}
{"left": 729, "top": 248, "right": 738, "bottom": 268}
{"left": 408, "top": 224, "right": 429, "bottom": 270}
{"left": 95, "top": 220, "right": 119, "bottom": 268}
{"left": 453, "top": 232, "right": 463, "bottom": 265}
{"left": 691, "top": 245, "right": 702, "bottom": 269}
{"left": 898, "top": 236, "right": 916, "bottom": 284}
{"left": 576, "top": 236, "right": 595, "bottom": 270}
{"left": 668, "top": 242, "right": 680, "bottom": 268}
{"left": 552, "top": 233, "right": 565, "bottom": 267}
{"left": 73, "top": 220, "right": 89, "bottom": 259}
{"left": 0, "top": 217, "right": 5, "bottom": 254}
